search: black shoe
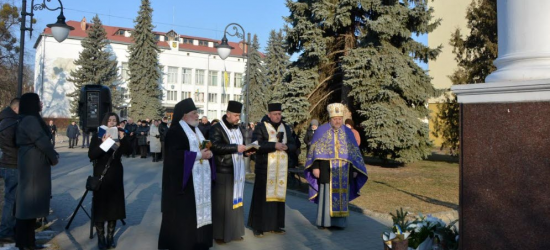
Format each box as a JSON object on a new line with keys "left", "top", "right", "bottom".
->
{"left": 214, "top": 239, "right": 226, "bottom": 245}
{"left": 272, "top": 228, "right": 286, "bottom": 235}
{"left": 253, "top": 230, "right": 264, "bottom": 238}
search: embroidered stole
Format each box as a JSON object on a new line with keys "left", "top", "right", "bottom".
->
{"left": 219, "top": 121, "right": 245, "bottom": 209}
{"left": 180, "top": 121, "right": 212, "bottom": 228}
{"left": 265, "top": 122, "right": 288, "bottom": 202}
{"left": 330, "top": 128, "right": 350, "bottom": 217}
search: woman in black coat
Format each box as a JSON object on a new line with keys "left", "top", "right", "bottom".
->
{"left": 15, "top": 93, "right": 58, "bottom": 249}
{"left": 88, "top": 113, "right": 132, "bottom": 249}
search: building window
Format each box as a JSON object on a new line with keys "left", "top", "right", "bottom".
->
{"left": 167, "top": 91, "right": 177, "bottom": 101}
{"left": 120, "top": 87, "right": 129, "bottom": 100}
{"left": 233, "top": 94, "right": 242, "bottom": 102}
{"left": 182, "top": 68, "right": 192, "bottom": 84}
{"left": 208, "top": 71, "right": 218, "bottom": 86}
{"left": 183, "top": 38, "right": 194, "bottom": 44}
{"left": 196, "top": 69, "right": 205, "bottom": 85}
{"left": 208, "top": 110, "right": 217, "bottom": 119}
{"left": 199, "top": 40, "right": 208, "bottom": 46}
{"left": 115, "top": 29, "right": 125, "bottom": 36}
{"left": 198, "top": 109, "right": 204, "bottom": 116}
{"left": 195, "top": 91, "right": 205, "bottom": 102}
{"left": 221, "top": 94, "right": 230, "bottom": 104}
{"left": 121, "top": 63, "right": 130, "bottom": 82}
{"left": 208, "top": 93, "right": 218, "bottom": 103}
{"left": 234, "top": 73, "right": 243, "bottom": 88}
{"left": 167, "top": 67, "right": 178, "bottom": 84}
{"left": 181, "top": 91, "right": 192, "bottom": 100}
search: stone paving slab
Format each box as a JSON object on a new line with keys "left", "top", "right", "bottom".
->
{"left": 14, "top": 143, "right": 392, "bottom": 249}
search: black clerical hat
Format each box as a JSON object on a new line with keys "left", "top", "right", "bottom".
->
{"left": 173, "top": 98, "right": 197, "bottom": 122}
{"left": 227, "top": 101, "right": 243, "bottom": 113}
{"left": 181, "top": 98, "right": 197, "bottom": 114}
{"left": 268, "top": 103, "right": 282, "bottom": 112}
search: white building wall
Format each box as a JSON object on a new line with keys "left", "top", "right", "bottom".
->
{"left": 34, "top": 34, "right": 246, "bottom": 121}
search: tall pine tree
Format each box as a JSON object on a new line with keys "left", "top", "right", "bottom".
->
{"left": 265, "top": 29, "right": 290, "bottom": 103}
{"left": 432, "top": 0, "right": 497, "bottom": 155}
{"left": 66, "top": 15, "right": 120, "bottom": 118}
{"left": 285, "top": 0, "right": 441, "bottom": 163}
{"left": 127, "top": 0, "right": 163, "bottom": 119}
{"left": 342, "top": 0, "right": 441, "bottom": 163}
{"left": 247, "top": 34, "right": 268, "bottom": 123}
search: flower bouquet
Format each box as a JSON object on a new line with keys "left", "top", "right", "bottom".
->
{"left": 382, "top": 208, "right": 459, "bottom": 250}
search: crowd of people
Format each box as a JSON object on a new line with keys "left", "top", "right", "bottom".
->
{"left": 0, "top": 93, "right": 368, "bottom": 250}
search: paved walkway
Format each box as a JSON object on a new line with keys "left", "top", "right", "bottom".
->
{"left": 13, "top": 142, "right": 391, "bottom": 249}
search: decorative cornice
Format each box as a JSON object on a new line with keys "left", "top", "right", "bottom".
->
{"left": 451, "top": 79, "right": 550, "bottom": 103}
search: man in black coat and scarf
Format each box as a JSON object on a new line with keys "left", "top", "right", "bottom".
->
{"left": 209, "top": 101, "right": 252, "bottom": 244}
{"left": 247, "top": 103, "right": 296, "bottom": 237}
{"left": 158, "top": 98, "right": 215, "bottom": 250}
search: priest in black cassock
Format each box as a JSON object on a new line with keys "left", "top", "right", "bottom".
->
{"left": 158, "top": 98, "right": 215, "bottom": 250}
{"left": 210, "top": 101, "right": 251, "bottom": 244}
{"left": 247, "top": 103, "right": 296, "bottom": 237}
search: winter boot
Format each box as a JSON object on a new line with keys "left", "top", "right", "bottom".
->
{"left": 95, "top": 222, "right": 107, "bottom": 250}
{"left": 106, "top": 220, "right": 116, "bottom": 249}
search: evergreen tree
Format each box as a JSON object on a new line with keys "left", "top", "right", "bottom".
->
{"left": 66, "top": 15, "right": 121, "bottom": 118}
{"left": 284, "top": 0, "right": 367, "bottom": 125}
{"left": 265, "top": 29, "right": 290, "bottom": 103}
{"left": 342, "top": 0, "right": 442, "bottom": 163}
{"left": 127, "top": 0, "right": 163, "bottom": 119}
{"left": 432, "top": 0, "right": 497, "bottom": 155}
{"left": 247, "top": 34, "right": 268, "bottom": 123}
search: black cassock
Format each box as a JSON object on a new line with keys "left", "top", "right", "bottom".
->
{"left": 158, "top": 122, "right": 213, "bottom": 250}
{"left": 247, "top": 119, "right": 296, "bottom": 232}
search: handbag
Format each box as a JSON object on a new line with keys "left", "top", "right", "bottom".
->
{"left": 86, "top": 152, "right": 115, "bottom": 191}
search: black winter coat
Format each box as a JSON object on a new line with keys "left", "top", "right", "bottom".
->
{"left": 252, "top": 116, "right": 296, "bottom": 174}
{"left": 66, "top": 124, "right": 80, "bottom": 139}
{"left": 16, "top": 115, "right": 57, "bottom": 219}
{"left": 124, "top": 123, "right": 138, "bottom": 138}
{"left": 0, "top": 107, "right": 19, "bottom": 168}
{"left": 210, "top": 116, "right": 245, "bottom": 174}
{"left": 136, "top": 125, "right": 149, "bottom": 146}
{"left": 198, "top": 122, "right": 211, "bottom": 139}
{"left": 158, "top": 122, "right": 169, "bottom": 142}
{"left": 88, "top": 134, "right": 132, "bottom": 222}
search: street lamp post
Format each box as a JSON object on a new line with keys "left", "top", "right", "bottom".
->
{"left": 17, "top": 0, "right": 74, "bottom": 97}
{"left": 215, "top": 23, "right": 251, "bottom": 125}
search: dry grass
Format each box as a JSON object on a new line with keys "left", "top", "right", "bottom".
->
{"left": 353, "top": 152, "right": 459, "bottom": 215}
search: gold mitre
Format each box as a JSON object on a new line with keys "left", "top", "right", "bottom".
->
{"left": 327, "top": 103, "right": 345, "bottom": 118}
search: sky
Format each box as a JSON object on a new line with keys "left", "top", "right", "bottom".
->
{"left": 18, "top": 0, "right": 427, "bottom": 69}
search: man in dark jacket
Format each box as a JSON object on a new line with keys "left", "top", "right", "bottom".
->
{"left": 198, "top": 116, "right": 211, "bottom": 139}
{"left": 48, "top": 120, "right": 57, "bottom": 147}
{"left": 303, "top": 119, "right": 319, "bottom": 155}
{"left": 124, "top": 118, "right": 138, "bottom": 158}
{"left": 210, "top": 101, "right": 249, "bottom": 244}
{"left": 158, "top": 116, "right": 169, "bottom": 161}
{"left": 0, "top": 98, "right": 19, "bottom": 243}
{"left": 66, "top": 121, "right": 80, "bottom": 149}
{"left": 247, "top": 103, "right": 296, "bottom": 237}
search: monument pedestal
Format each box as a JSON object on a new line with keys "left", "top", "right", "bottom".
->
{"left": 452, "top": 1, "right": 550, "bottom": 248}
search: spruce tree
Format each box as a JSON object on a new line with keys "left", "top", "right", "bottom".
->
{"left": 265, "top": 29, "right": 290, "bottom": 103}
{"left": 127, "top": 0, "right": 163, "bottom": 119}
{"left": 66, "top": 15, "right": 120, "bottom": 118}
{"left": 342, "top": 0, "right": 442, "bottom": 163}
{"left": 432, "top": 0, "right": 497, "bottom": 155}
{"left": 247, "top": 34, "right": 268, "bottom": 123}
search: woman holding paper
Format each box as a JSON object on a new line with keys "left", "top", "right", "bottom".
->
{"left": 88, "top": 112, "right": 132, "bottom": 249}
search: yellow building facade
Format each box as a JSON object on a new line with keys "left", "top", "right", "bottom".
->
{"left": 427, "top": 0, "right": 473, "bottom": 146}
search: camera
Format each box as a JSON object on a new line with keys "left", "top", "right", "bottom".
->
{"left": 78, "top": 85, "right": 112, "bottom": 133}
